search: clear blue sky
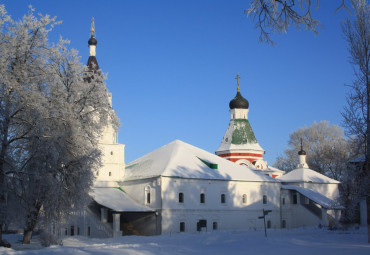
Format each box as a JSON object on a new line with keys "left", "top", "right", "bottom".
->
{"left": 2, "top": 0, "right": 354, "bottom": 166}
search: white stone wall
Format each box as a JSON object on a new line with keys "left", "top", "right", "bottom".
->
{"left": 160, "top": 177, "right": 281, "bottom": 234}
{"left": 96, "top": 143, "right": 125, "bottom": 181}
{"left": 121, "top": 177, "right": 162, "bottom": 209}
{"left": 280, "top": 189, "right": 324, "bottom": 229}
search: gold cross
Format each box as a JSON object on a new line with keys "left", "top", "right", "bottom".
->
{"left": 235, "top": 73, "right": 241, "bottom": 92}
{"left": 91, "top": 17, "right": 95, "bottom": 36}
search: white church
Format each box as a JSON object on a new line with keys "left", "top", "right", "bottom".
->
{"left": 60, "top": 22, "right": 345, "bottom": 238}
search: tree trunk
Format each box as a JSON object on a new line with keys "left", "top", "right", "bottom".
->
{"left": 22, "top": 203, "right": 41, "bottom": 244}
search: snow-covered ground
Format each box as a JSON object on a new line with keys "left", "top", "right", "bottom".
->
{"left": 1, "top": 227, "right": 369, "bottom": 255}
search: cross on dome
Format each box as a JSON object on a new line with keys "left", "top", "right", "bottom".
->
{"left": 91, "top": 17, "right": 95, "bottom": 36}
{"left": 235, "top": 73, "right": 241, "bottom": 92}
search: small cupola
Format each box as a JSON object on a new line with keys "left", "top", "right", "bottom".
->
{"left": 297, "top": 139, "right": 309, "bottom": 168}
{"left": 229, "top": 74, "right": 249, "bottom": 109}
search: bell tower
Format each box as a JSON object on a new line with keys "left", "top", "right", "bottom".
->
{"left": 86, "top": 18, "right": 126, "bottom": 184}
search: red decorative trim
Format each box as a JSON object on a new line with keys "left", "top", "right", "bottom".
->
{"left": 218, "top": 152, "right": 263, "bottom": 158}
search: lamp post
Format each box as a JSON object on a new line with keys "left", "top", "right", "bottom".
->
{"left": 258, "top": 209, "right": 272, "bottom": 237}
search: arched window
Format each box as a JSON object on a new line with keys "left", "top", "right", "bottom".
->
{"left": 145, "top": 186, "right": 151, "bottom": 204}
{"left": 200, "top": 193, "right": 205, "bottom": 204}
{"left": 180, "top": 222, "right": 185, "bottom": 232}
{"left": 221, "top": 194, "right": 226, "bottom": 204}
{"left": 263, "top": 195, "right": 267, "bottom": 204}
{"left": 267, "top": 220, "right": 271, "bottom": 229}
{"left": 213, "top": 222, "right": 218, "bottom": 230}
{"left": 179, "top": 192, "right": 184, "bottom": 203}
{"left": 242, "top": 194, "right": 247, "bottom": 204}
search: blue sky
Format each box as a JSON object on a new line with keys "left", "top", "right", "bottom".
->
{"left": 2, "top": 0, "right": 354, "bottom": 166}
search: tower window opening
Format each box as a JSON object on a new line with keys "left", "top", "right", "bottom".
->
{"left": 109, "top": 172, "right": 112, "bottom": 176}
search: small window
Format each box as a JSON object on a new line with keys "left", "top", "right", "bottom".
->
{"left": 293, "top": 194, "right": 298, "bottom": 204}
{"left": 282, "top": 220, "right": 286, "bottom": 229}
{"left": 147, "top": 192, "right": 151, "bottom": 204}
{"left": 221, "top": 194, "right": 226, "bottom": 204}
{"left": 70, "top": 226, "right": 75, "bottom": 236}
{"left": 88, "top": 226, "right": 91, "bottom": 236}
{"left": 145, "top": 186, "right": 151, "bottom": 204}
{"left": 263, "top": 195, "right": 267, "bottom": 204}
{"left": 96, "top": 171, "right": 99, "bottom": 176}
{"left": 267, "top": 220, "right": 271, "bottom": 229}
{"left": 180, "top": 222, "right": 185, "bottom": 232}
{"left": 77, "top": 227, "right": 80, "bottom": 235}
{"left": 65, "top": 228, "right": 67, "bottom": 235}
{"left": 213, "top": 222, "right": 218, "bottom": 230}
{"left": 110, "top": 151, "right": 113, "bottom": 155}
{"left": 200, "top": 193, "right": 205, "bottom": 204}
{"left": 179, "top": 192, "right": 184, "bottom": 203}
{"left": 242, "top": 194, "right": 247, "bottom": 204}
{"left": 109, "top": 172, "right": 112, "bottom": 176}
{"left": 282, "top": 198, "right": 285, "bottom": 205}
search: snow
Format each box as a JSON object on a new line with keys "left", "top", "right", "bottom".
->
{"left": 124, "top": 140, "right": 276, "bottom": 182}
{"left": 91, "top": 188, "right": 154, "bottom": 212}
{"left": 277, "top": 168, "right": 340, "bottom": 184}
{"left": 282, "top": 185, "right": 343, "bottom": 209}
{"left": 1, "top": 228, "right": 369, "bottom": 254}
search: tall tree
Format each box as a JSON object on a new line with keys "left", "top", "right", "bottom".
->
{"left": 0, "top": 6, "right": 118, "bottom": 245}
{"left": 341, "top": 0, "right": 370, "bottom": 241}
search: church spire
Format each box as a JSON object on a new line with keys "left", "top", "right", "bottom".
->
{"left": 87, "top": 18, "right": 99, "bottom": 71}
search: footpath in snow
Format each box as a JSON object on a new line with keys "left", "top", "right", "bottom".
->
{"left": 0, "top": 227, "right": 369, "bottom": 255}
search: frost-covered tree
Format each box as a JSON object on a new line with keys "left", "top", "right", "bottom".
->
{"left": 341, "top": 0, "right": 370, "bottom": 241}
{"left": 274, "top": 121, "right": 352, "bottom": 180}
{"left": 245, "top": 0, "right": 353, "bottom": 44}
{"left": 0, "top": 6, "right": 118, "bottom": 245}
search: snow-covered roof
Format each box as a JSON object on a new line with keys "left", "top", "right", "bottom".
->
{"left": 125, "top": 140, "right": 277, "bottom": 182}
{"left": 91, "top": 187, "right": 154, "bottom": 212}
{"left": 282, "top": 185, "right": 343, "bottom": 209}
{"left": 277, "top": 168, "right": 340, "bottom": 184}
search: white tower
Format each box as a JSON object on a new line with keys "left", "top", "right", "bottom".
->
{"left": 87, "top": 18, "right": 126, "bottom": 185}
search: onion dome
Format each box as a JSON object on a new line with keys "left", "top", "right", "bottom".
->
{"left": 229, "top": 91, "right": 249, "bottom": 109}
{"left": 229, "top": 74, "right": 249, "bottom": 109}
{"left": 298, "top": 139, "right": 306, "bottom": 155}
{"left": 298, "top": 149, "right": 306, "bottom": 155}
{"left": 88, "top": 35, "right": 97, "bottom": 46}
